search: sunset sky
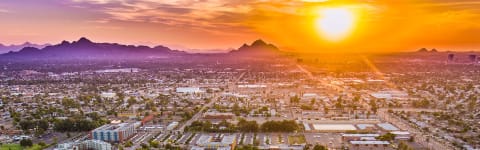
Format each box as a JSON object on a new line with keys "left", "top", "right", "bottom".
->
{"left": 1, "top": 0, "right": 480, "bottom": 53}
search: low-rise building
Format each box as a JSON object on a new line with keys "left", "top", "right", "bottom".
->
{"left": 192, "top": 134, "right": 236, "bottom": 150}
{"left": 342, "top": 134, "right": 380, "bottom": 141}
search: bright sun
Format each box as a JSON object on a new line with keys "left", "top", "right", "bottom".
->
{"left": 315, "top": 8, "right": 356, "bottom": 42}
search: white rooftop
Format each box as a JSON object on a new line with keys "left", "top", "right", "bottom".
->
{"left": 377, "top": 123, "right": 399, "bottom": 131}
{"left": 313, "top": 124, "right": 357, "bottom": 131}
{"left": 350, "top": 141, "right": 390, "bottom": 145}
{"left": 342, "top": 134, "right": 380, "bottom": 137}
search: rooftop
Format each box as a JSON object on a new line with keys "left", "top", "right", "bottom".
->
{"left": 93, "top": 123, "right": 133, "bottom": 132}
{"left": 350, "top": 141, "right": 390, "bottom": 145}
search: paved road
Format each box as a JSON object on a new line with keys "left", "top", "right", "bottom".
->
{"left": 296, "top": 64, "right": 343, "bottom": 92}
{"left": 178, "top": 71, "right": 246, "bottom": 132}
{"left": 177, "top": 94, "right": 220, "bottom": 132}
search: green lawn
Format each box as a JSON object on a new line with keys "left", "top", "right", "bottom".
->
{"left": 26, "top": 145, "right": 44, "bottom": 150}
{"left": 0, "top": 144, "right": 22, "bottom": 150}
{"left": 0, "top": 144, "right": 45, "bottom": 150}
{"left": 288, "top": 135, "right": 306, "bottom": 145}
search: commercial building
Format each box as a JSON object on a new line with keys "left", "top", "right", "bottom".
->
{"left": 311, "top": 124, "right": 357, "bottom": 132}
{"left": 377, "top": 123, "right": 399, "bottom": 131}
{"left": 390, "top": 131, "right": 412, "bottom": 140}
{"left": 90, "top": 123, "right": 135, "bottom": 143}
{"left": 192, "top": 134, "right": 236, "bottom": 150}
{"left": 342, "top": 134, "right": 380, "bottom": 141}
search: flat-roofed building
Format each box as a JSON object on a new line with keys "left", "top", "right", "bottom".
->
{"left": 312, "top": 124, "right": 357, "bottom": 132}
{"left": 192, "top": 134, "right": 236, "bottom": 150}
{"left": 377, "top": 123, "right": 399, "bottom": 131}
{"left": 390, "top": 131, "right": 412, "bottom": 140}
{"left": 90, "top": 123, "right": 135, "bottom": 143}
{"left": 342, "top": 134, "right": 380, "bottom": 141}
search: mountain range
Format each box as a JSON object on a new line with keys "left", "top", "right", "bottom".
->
{"left": 0, "top": 37, "right": 282, "bottom": 60}
{"left": 0, "top": 42, "right": 50, "bottom": 54}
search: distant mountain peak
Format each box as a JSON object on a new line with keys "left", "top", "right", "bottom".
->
{"left": 239, "top": 39, "right": 278, "bottom": 50}
{"left": 229, "top": 39, "right": 281, "bottom": 57}
{"left": 251, "top": 39, "right": 267, "bottom": 46}
{"left": 60, "top": 40, "right": 70, "bottom": 45}
{"left": 418, "top": 48, "right": 428, "bottom": 52}
{"left": 20, "top": 47, "right": 40, "bottom": 52}
{"left": 77, "top": 37, "right": 93, "bottom": 44}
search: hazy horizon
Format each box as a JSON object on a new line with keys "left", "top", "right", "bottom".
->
{"left": 2, "top": 37, "right": 480, "bottom": 55}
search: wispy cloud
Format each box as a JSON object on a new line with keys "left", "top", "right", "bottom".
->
{"left": 0, "top": 8, "right": 10, "bottom": 13}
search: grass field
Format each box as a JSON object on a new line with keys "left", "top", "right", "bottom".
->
{"left": 288, "top": 135, "right": 306, "bottom": 145}
{"left": 0, "top": 144, "right": 22, "bottom": 150}
{"left": 26, "top": 145, "right": 43, "bottom": 150}
{"left": 0, "top": 144, "right": 45, "bottom": 150}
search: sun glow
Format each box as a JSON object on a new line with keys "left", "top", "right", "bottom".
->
{"left": 315, "top": 7, "right": 356, "bottom": 42}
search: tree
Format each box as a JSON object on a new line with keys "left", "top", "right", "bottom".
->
{"left": 376, "top": 133, "right": 396, "bottom": 141}
{"left": 140, "top": 143, "right": 149, "bottom": 149}
{"left": 398, "top": 142, "right": 414, "bottom": 150}
{"left": 313, "top": 145, "right": 327, "bottom": 150}
{"left": 412, "top": 99, "right": 430, "bottom": 108}
{"left": 36, "top": 120, "right": 49, "bottom": 131}
{"left": 54, "top": 118, "right": 99, "bottom": 132}
{"left": 260, "top": 120, "right": 298, "bottom": 132}
{"left": 19, "top": 120, "right": 34, "bottom": 131}
{"left": 124, "top": 141, "right": 133, "bottom": 147}
{"left": 127, "top": 96, "right": 137, "bottom": 107}
{"left": 237, "top": 145, "right": 259, "bottom": 150}
{"left": 149, "top": 140, "right": 159, "bottom": 148}
{"left": 237, "top": 118, "right": 259, "bottom": 132}
{"left": 20, "top": 139, "right": 33, "bottom": 147}
{"left": 369, "top": 99, "right": 378, "bottom": 112}
{"left": 290, "top": 95, "right": 300, "bottom": 104}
